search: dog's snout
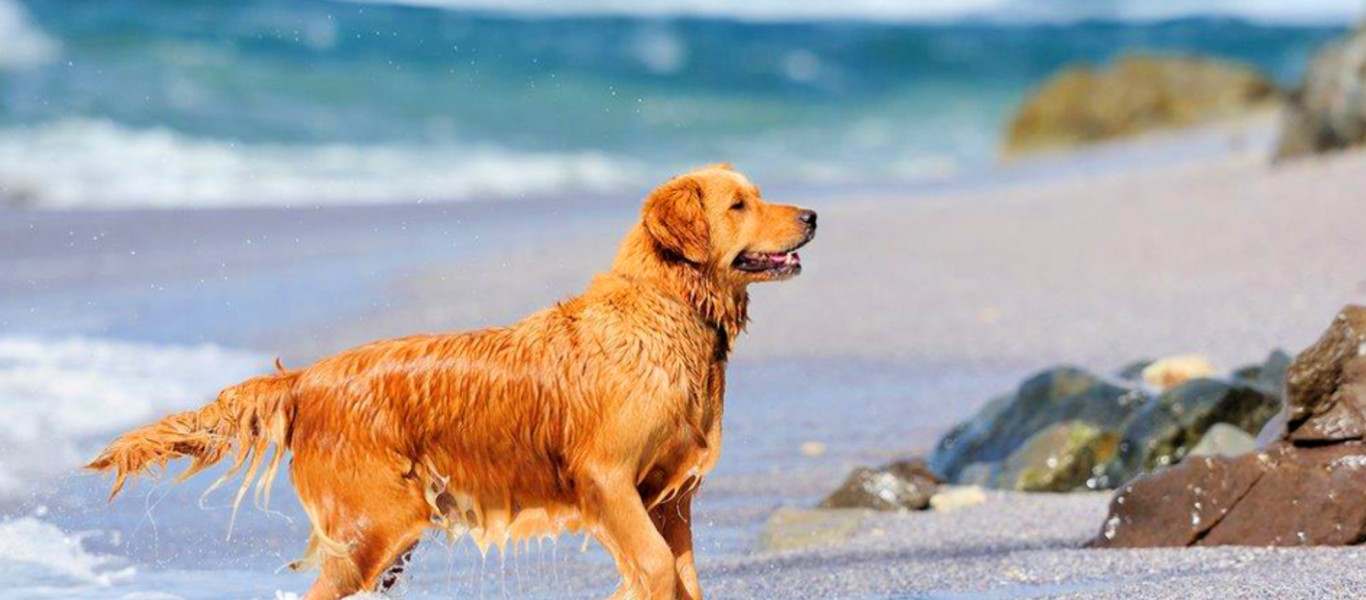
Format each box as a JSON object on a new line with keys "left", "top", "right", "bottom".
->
{"left": 798, "top": 210, "right": 817, "bottom": 227}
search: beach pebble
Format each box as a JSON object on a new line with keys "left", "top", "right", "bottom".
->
{"left": 1141, "top": 354, "right": 1218, "bottom": 391}
{"left": 929, "top": 486, "right": 987, "bottom": 512}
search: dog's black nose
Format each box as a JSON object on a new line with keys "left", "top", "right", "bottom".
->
{"left": 798, "top": 210, "right": 817, "bottom": 227}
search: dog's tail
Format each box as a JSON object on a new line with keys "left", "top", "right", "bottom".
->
{"left": 86, "top": 363, "right": 298, "bottom": 523}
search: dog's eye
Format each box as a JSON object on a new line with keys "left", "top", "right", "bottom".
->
{"left": 730, "top": 199, "right": 745, "bottom": 211}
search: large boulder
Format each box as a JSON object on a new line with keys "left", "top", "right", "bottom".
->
{"left": 1275, "top": 27, "right": 1366, "bottom": 159}
{"left": 1004, "top": 55, "right": 1281, "bottom": 158}
{"left": 1092, "top": 306, "right": 1366, "bottom": 548}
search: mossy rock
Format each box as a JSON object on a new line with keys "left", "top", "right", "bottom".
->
{"left": 929, "top": 367, "right": 1139, "bottom": 481}
{"left": 997, "top": 421, "right": 1119, "bottom": 492}
{"left": 1004, "top": 55, "right": 1280, "bottom": 158}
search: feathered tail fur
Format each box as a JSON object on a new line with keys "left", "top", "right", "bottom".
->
{"left": 85, "top": 364, "right": 298, "bottom": 525}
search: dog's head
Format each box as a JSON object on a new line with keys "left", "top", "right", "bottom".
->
{"left": 641, "top": 165, "right": 816, "bottom": 283}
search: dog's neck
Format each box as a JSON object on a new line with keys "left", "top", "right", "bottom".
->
{"left": 612, "top": 225, "right": 750, "bottom": 350}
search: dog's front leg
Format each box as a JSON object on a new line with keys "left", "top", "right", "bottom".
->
{"left": 650, "top": 489, "right": 701, "bottom": 600}
{"left": 582, "top": 468, "right": 679, "bottom": 600}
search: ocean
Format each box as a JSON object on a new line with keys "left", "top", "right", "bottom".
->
{"left": 0, "top": 0, "right": 1351, "bottom": 208}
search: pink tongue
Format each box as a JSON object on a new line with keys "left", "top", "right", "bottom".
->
{"left": 763, "top": 252, "right": 801, "bottom": 265}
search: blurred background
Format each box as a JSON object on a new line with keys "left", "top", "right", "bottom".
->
{"left": 0, "top": 0, "right": 1353, "bottom": 208}
{"left": 4, "top": 1, "right": 1366, "bottom": 599}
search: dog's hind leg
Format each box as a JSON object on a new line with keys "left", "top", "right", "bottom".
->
{"left": 650, "top": 489, "right": 700, "bottom": 600}
{"left": 294, "top": 455, "right": 431, "bottom": 600}
{"left": 581, "top": 468, "right": 677, "bottom": 600}
{"left": 298, "top": 499, "right": 428, "bottom": 599}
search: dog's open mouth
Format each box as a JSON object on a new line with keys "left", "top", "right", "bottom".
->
{"left": 733, "top": 249, "right": 802, "bottom": 275}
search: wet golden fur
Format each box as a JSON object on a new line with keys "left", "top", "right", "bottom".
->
{"left": 87, "top": 165, "right": 816, "bottom": 600}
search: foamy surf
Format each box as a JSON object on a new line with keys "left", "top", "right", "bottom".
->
{"left": 0, "top": 517, "right": 134, "bottom": 593}
{"left": 0, "top": 119, "right": 647, "bottom": 209}
{"left": 0, "top": 336, "right": 265, "bottom": 503}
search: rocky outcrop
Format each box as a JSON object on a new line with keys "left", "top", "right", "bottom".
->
{"left": 1275, "top": 27, "right": 1366, "bottom": 159}
{"left": 820, "top": 458, "right": 940, "bottom": 511}
{"left": 1004, "top": 55, "right": 1280, "bottom": 158}
{"left": 1092, "top": 306, "right": 1366, "bottom": 548}
{"left": 931, "top": 353, "right": 1286, "bottom": 492}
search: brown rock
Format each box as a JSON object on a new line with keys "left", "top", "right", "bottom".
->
{"left": 1090, "top": 306, "right": 1366, "bottom": 548}
{"left": 1089, "top": 450, "right": 1266, "bottom": 548}
{"left": 1286, "top": 305, "right": 1366, "bottom": 442}
{"left": 1199, "top": 443, "right": 1366, "bottom": 546}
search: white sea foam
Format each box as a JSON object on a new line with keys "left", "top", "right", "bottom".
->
{"left": 0, "top": 336, "right": 264, "bottom": 503}
{"left": 0, "top": 517, "right": 134, "bottom": 589}
{"left": 0, "top": 119, "right": 647, "bottom": 210}
{"left": 346, "top": 0, "right": 1364, "bottom": 25}
{"left": 0, "top": 0, "right": 59, "bottom": 69}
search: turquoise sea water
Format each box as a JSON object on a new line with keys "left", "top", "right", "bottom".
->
{"left": 0, "top": 0, "right": 1348, "bottom": 207}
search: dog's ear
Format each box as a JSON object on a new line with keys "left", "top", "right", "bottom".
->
{"left": 643, "top": 177, "right": 709, "bottom": 264}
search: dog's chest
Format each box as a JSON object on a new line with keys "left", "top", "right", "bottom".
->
{"left": 633, "top": 328, "right": 728, "bottom": 504}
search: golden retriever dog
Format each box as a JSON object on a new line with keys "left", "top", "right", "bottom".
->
{"left": 87, "top": 164, "right": 816, "bottom": 600}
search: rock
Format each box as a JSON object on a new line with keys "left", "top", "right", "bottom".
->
{"left": 1091, "top": 306, "right": 1366, "bottom": 548}
{"left": 1097, "top": 377, "right": 1281, "bottom": 488}
{"left": 820, "top": 458, "right": 940, "bottom": 511}
{"left": 955, "top": 462, "right": 994, "bottom": 487}
{"left": 995, "top": 421, "right": 1118, "bottom": 492}
{"left": 800, "top": 441, "right": 827, "bottom": 457}
{"left": 1004, "top": 55, "right": 1281, "bottom": 157}
{"left": 932, "top": 362, "right": 1279, "bottom": 492}
{"left": 1092, "top": 441, "right": 1366, "bottom": 548}
{"left": 929, "top": 367, "right": 1139, "bottom": 482}
{"left": 1141, "top": 354, "right": 1218, "bottom": 391}
{"left": 1116, "top": 358, "right": 1154, "bottom": 382}
{"left": 1089, "top": 450, "right": 1267, "bottom": 548}
{"left": 1188, "top": 423, "right": 1256, "bottom": 458}
{"left": 760, "top": 508, "right": 867, "bottom": 552}
{"left": 1285, "top": 306, "right": 1366, "bottom": 443}
{"left": 1232, "top": 349, "right": 1293, "bottom": 396}
{"left": 929, "top": 486, "right": 988, "bottom": 512}
{"left": 1275, "top": 27, "right": 1366, "bottom": 159}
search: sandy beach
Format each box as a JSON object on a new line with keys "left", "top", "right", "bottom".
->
{"left": 5, "top": 119, "right": 1366, "bottom": 598}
